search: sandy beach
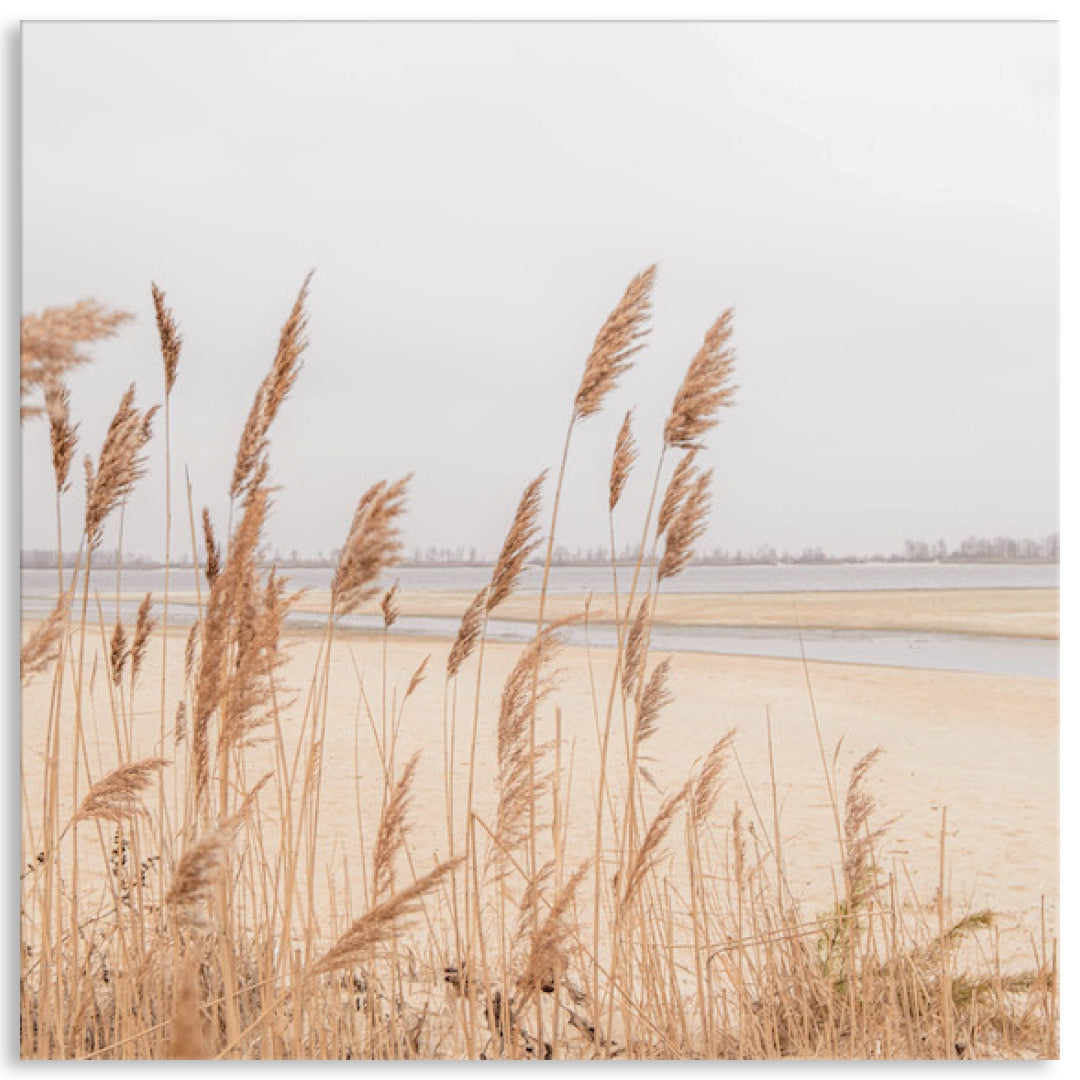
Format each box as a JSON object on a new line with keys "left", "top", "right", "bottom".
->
{"left": 21, "top": 604, "right": 1058, "bottom": 963}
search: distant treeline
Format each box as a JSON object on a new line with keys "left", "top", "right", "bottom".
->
{"left": 21, "top": 532, "right": 1059, "bottom": 570}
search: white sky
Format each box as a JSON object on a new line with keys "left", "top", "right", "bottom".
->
{"left": 20, "top": 21, "right": 1058, "bottom": 560}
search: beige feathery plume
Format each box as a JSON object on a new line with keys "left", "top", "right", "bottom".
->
{"left": 109, "top": 620, "right": 129, "bottom": 687}
{"left": 446, "top": 585, "right": 488, "bottom": 679}
{"left": 44, "top": 382, "right": 78, "bottom": 493}
{"left": 380, "top": 580, "right": 400, "bottom": 630}
{"left": 151, "top": 283, "right": 182, "bottom": 396}
{"left": 515, "top": 860, "right": 591, "bottom": 1005}
{"left": 331, "top": 475, "right": 410, "bottom": 616}
{"left": 663, "top": 308, "right": 737, "bottom": 450}
{"left": 404, "top": 655, "right": 429, "bottom": 700}
{"left": 183, "top": 622, "right": 199, "bottom": 683}
{"left": 620, "top": 781, "right": 691, "bottom": 907}
{"left": 843, "top": 747, "right": 886, "bottom": 910}
{"left": 690, "top": 730, "right": 736, "bottom": 823}
{"left": 166, "top": 820, "right": 239, "bottom": 930}
{"left": 495, "top": 618, "right": 575, "bottom": 852}
{"left": 174, "top": 700, "right": 187, "bottom": 743}
{"left": 573, "top": 265, "right": 656, "bottom": 421}
{"left": 636, "top": 657, "right": 673, "bottom": 750}
{"left": 608, "top": 410, "right": 637, "bottom": 512}
{"left": 312, "top": 857, "right": 462, "bottom": 975}
{"left": 84, "top": 385, "right": 158, "bottom": 549}
{"left": 658, "top": 469, "right": 712, "bottom": 581}
{"left": 20, "top": 300, "right": 132, "bottom": 420}
{"left": 372, "top": 753, "right": 419, "bottom": 900}
{"left": 20, "top": 600, "right": 66, "bottom": 685}
{"left": 656, "top": 449, "right": 698, "bottom": 537}
{"left": 488, "top": 472, "right": 545, "bottom": 613}
{"left": 73, "top": 758, "right": 168, "bottom": 824}
{"left": 230, "top": 272, "right": 313, "bottom": 503}
{"left": 130, "top": 592, "right": 155, "bottom": 683}
{"left": 622, "top": 597, "right": 650, "bottom": 699}
{"left": 167, "top": 958, "right": 205, "bottom": 1059}
{"left": 201, "top": 508, "right": 220, "bottom": 586}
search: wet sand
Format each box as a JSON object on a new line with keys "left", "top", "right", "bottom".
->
{"left": 149, "top": 586, "right": 1059, "bottom": 639}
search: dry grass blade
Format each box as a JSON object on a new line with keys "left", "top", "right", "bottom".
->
{"left": 45, "top": 381, "right": 78, "bottom": 493}
{"left": 84, "top": 384, "right": 158, "bottom": 549}
{"left": 184, "top": 622, "right": 199, "bottom": 683}
{"left": 20, "top": 299, "right": 132, "bottom": 420}
{"left": 381, "top": 580, "right": 400, "bottom": 629}
{"left": 488, "top": 472, "right": 546, "bottom": 613}
{"left": 230, "top": 271, "right": 313, "bottom": 502}
{"left": 609, "top": 409, "right": 637, "bottom": 512}
{"left": 130, "top": 592, "right": 155, "bottom": 683}
{"left": 658, "top": 469, "right": 712, "bottom": 581}
{"left": 657, "top": 449, "right": 698, "bottom": 537}
{"left": 73, "top": 758, "right": 168, "bottom": 824}
{"left": 331, "top": 474, "right": 410, "bottom": 616}
{"left": 151, "top": 282, "right": 182, "bottom": 395}
{"left": 312, "top": 858, "right": 462, "bottom": 975}
{"left": 201, "top": 508, "right": 220, "bottom": 586}
{"left": 447, "top": 586, "right": 488, "bottom": 678}
{"left": 21, "top": 599, "right": 66, "bottom": 685}
{"left": 373, "top": 753, "right": 419, "bottom": 899}
{"left": 664, "top": 308, "right": 737, "bottom": 450}
{"left": 573, "top": 265, "right": 656, "bottom": 421}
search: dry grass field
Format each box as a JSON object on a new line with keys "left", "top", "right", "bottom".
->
{"left": 19, "top": 272, "right": 1058, "bottom": 1059}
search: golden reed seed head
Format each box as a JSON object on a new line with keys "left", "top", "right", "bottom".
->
{"left": 20, "top": 299, "right": 132, "bottom": 420}
{"left": 658, "top": 469, "right": 712, "bottom": 581}
{"left": 405, "top": 655, "right": 429, "bottom": 700}
{"left": 657, "top": 449, "right": 698, "bottom": 538}
{"left": 44, "top": 381, "right": 78, "bottom": 493}
{"left": 73, "top": 758, "right": 168, "bottom": 825}
{"left": 609, "top": 409, "right": 637, "bottom": 513}
{"left": 573, "top": 264, "right": 656, "bottom": 422}
{"left": 20, "top": 598, "right": 67, "bottom": 685}
{"left": 84, "top": 384, "right": 158, "bottom": 550}
{"left": 130, "top": 592, "right": 155, "bottom": 684}
{"left": 488, "top": 471, "right": 546, "bottom": 613}
{"left": 664, "top": 308, "right": 738, "bottom": 450}
{"left": 691, "top": 729, "right": 736, "bottom": 824}
{"left": 151, "top": 282, "right": 182, "bottom": 396}
{"left": 331, "top": 474, "right": 410, "bottom": 616}
{"left": 230, "top": 272, "right": 313, "bottom": 503}
{"left": 201, "top": 507, "right": 221, "bottom": 586}
{"left": 381, "top": 581, "right": 400, "bottom": 629}
{"left": 312, "top": 857, "right": 462, "bottom": 975}
{"left": 447, "top": 586, "right": 488, "bottom": 678}
{"left": 622, "top": 597, "right": 650, "bottom": 700}
{"left": 109, "top": 621, "right": 129, "bottom": 687}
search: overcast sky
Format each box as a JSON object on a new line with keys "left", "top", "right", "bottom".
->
{"left": 21, "top": 21, "right": 1058, "bottom": 561}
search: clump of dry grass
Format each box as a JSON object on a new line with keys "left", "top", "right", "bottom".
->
{"left": 20, "top": 299, "right": 132, "bottom": 420}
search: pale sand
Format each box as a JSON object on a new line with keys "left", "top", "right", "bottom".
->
{"left": 154, "top": 586, "right": 1060, "bottom": 639}
{"left": 21, "top": 616, "right": 1057, "bottom": 965}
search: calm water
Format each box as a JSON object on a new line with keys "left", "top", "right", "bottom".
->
{"left": 21, "top": 563, "right": 1058, "bottom": 680}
